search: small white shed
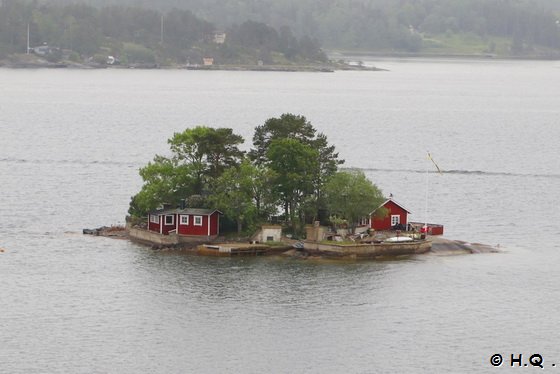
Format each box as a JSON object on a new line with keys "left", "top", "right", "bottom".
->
{"left": 252, "top": 225, "right": 282, "bottom": 243}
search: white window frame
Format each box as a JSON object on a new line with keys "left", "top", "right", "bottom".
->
{"left": 193, "top": 215, "right": 203, "bottom": 226}
{"left": 180, "top": 215, "right": 189, "bottom": 225}
{"left": 164, "top": 214, "right": 175, "bottom": 226}
{"left": 150, "top": 215, "right": 159, "bottom": 224}
{"left": 391, "top": 215, "right": 400, "bottom": 226}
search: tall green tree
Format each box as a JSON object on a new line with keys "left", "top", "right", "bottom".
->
{"left": 250, "top": 114, "right": 342, "bottom": 176}
{"left": 250, "top": 113, "right": 316, "bottom": 164}
{"left": 128, "top": 156, "right": 195, "bottom": 217}
{"left": 267, "top": 138, "right": 319, "bottom": 234}
{"left": 250, "top": 113, "right": 343, "bottom": 224}
{"left": 168, "top": 126, "right": 244, "bottom": 194}
{"left": 324, "top": 170, "right": 385, "bottom": 234}
{"left": 129, "top": 126, "right": 244, "bottom": 217}
{"left": 208, "top": 159, "right": 277, "bottom": 234}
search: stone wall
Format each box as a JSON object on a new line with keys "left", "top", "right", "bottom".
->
{"left": 305, "top": 223, "right": 327, "bottom": 241}
{"left": 129, "top": 227, "right": 179, "bottom": 245}
{"left": 129, "top": 227, "right": 217, "bottom": 246}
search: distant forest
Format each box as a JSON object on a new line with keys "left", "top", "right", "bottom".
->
{"left": 2, "top": 0, "right": 560, "bottom": 62}
{"left": 38, "top": 0, "right": 560, "bottom": 56}
{"left": 0, "top": 0, "right": 326, "bottom": 65}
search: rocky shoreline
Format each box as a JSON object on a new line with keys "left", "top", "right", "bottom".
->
{"left": 83, "top": 225, "right": 499, "bottom": 258}
{"left": 0, "top": 54, "right": 383, "bottom": 72}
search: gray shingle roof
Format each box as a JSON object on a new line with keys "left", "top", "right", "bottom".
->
{"left": 149, "top": 208, "right": 222, "bottom": 216}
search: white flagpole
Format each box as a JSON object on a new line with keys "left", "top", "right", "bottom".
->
{"left": 424, "top": 151, "right": 429, "bottom": 234}
{"left": 424, "top": 151, "right": 442, "bottom": 235}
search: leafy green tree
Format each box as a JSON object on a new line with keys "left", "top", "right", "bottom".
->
{"left": 250, "top": 113, "right": 343, "bottom": 222}
{"left": 0, "top": 0, "right": 32, "bottom": 54}
{"left": 61, "top": 17, "right": 101, "bottom": 55}
{"left": 250, "top": 113, "right": 316, "bottom": 164}
{"left": 129, "top": 126, "right": 244, "bottom": 217}
{"left": 324, "top": 170, "right": 385, "bottom": 234}
{"left": 250, "top": 114, "right": 342, "bottom": 175}
{"left": 228, "top": 20, "right": 280, "bottom": 51}
{"left": 297, "top": 35, "right": 327, "bottom": 61}
{"left": 267, "top": 138, "right": 319, "bottom": 234}
{"left": 128, "top": 156, "right": 195, "bottom": 217}
{"left": 168, "top": 126, "right": 244, "bottom": 194}
{"left": 278, "top": 26, "right": 299, "bottom": 59}
{"left": 123, "top": 42, "right": 155, "bottom": 63}
{"left": 208, "top": 159, "right": 277, "bottom": 233}
{"left": 164, "top": 9, "right": 214, "bottom": 51}
{"left": 249, "top": 163, "right": 279, "bottom": 220}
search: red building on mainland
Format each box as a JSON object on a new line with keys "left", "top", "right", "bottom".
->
{"left": 148, "top": 208, "right": 222, "bottom": 237}
{"left": 370, "top": 198, "right": 411, "bottom": 231}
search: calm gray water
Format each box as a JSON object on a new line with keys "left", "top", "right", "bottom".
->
{"left": 1, "top": 59, "right": 560, "bottom": 373}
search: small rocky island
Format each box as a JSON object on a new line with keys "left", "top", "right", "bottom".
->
{"left": 83, "top": 113, "right": 498, "bottom": 259}
{"left": 85, "top": 221, "right": 499, "bottom": 259}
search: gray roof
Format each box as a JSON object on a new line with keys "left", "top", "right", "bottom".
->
{"left": 149, "top": 208, "right": 222, "bottom": 216}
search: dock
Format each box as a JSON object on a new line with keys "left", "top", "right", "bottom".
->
{"left": 197, "top": 243, "right": 271, "bottom": 256}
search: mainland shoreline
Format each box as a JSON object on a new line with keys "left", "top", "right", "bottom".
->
{"left": 0, "top": 53, "right": 384, "bottom": 72}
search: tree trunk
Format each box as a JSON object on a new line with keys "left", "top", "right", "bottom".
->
{"left": 298, "top": 208, "right": 306, "bottom": 236}
{"left": 237, "top": 219, "right": 243, "bottom": 235}
{"left": 289, "top": 200, "right": 297, "bottom": 234}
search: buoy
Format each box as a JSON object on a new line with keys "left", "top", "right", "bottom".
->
{"left": 0, "top": 248, "right": 5, "bottom": 253}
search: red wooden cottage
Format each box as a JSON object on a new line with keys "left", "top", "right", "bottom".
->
{"left": 148, "top": 208, "right": 222, "bottom": 237}
{"left": 370, "top": 198, "right": 411, "bottom": 231}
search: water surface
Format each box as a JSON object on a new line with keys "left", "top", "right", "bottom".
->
{"left": 1, "top": 60, "right": 560, "bottom": 373}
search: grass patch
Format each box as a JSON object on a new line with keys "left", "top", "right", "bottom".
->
{"left": 421, "top": 33, "right": 513, "bottom": 56}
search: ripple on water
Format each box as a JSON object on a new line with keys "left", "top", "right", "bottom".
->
{"left": 2, "top": 63, "right": 560, "bottom": 373}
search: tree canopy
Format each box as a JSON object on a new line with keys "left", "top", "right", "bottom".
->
{"left": 250, "top": 113, "right": 343, "bottom": 229}
{"left": 208, "top": 159, "right": 277, "bottom": 234}
{"left": 0, "top": 0, "right": 326, "bottom": 64}
{"left": 128, "top": 126, "right": 244, "bottom": 216}
{"left": 128, "top": 156, "right": 190, "bottom": 217}
{"left": 250, "top": 113, "right": 317, "bottom": 164}
{"left": 168, "top": 126, "right": 244, "bottom": 189}
{"left": 266, "top": 138, "right": 319, "bottom": 233}
{"left": 129, "top": 114, "right": 387, "bottom": 238}
{"left": 324, "top": 170, "right": 385, "bottom": 233}
{"left": 32, "top": 0, "right": 560, "bottom": 56}
{"left": 250, "top": 113, "right": 342, "bottom": 193}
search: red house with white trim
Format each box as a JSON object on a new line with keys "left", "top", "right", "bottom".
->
{"left": 370, "top": 198, "right": 411, "bottom": 231}
{"left": 148, "top": 208, "right": 222, "bottom": 237}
